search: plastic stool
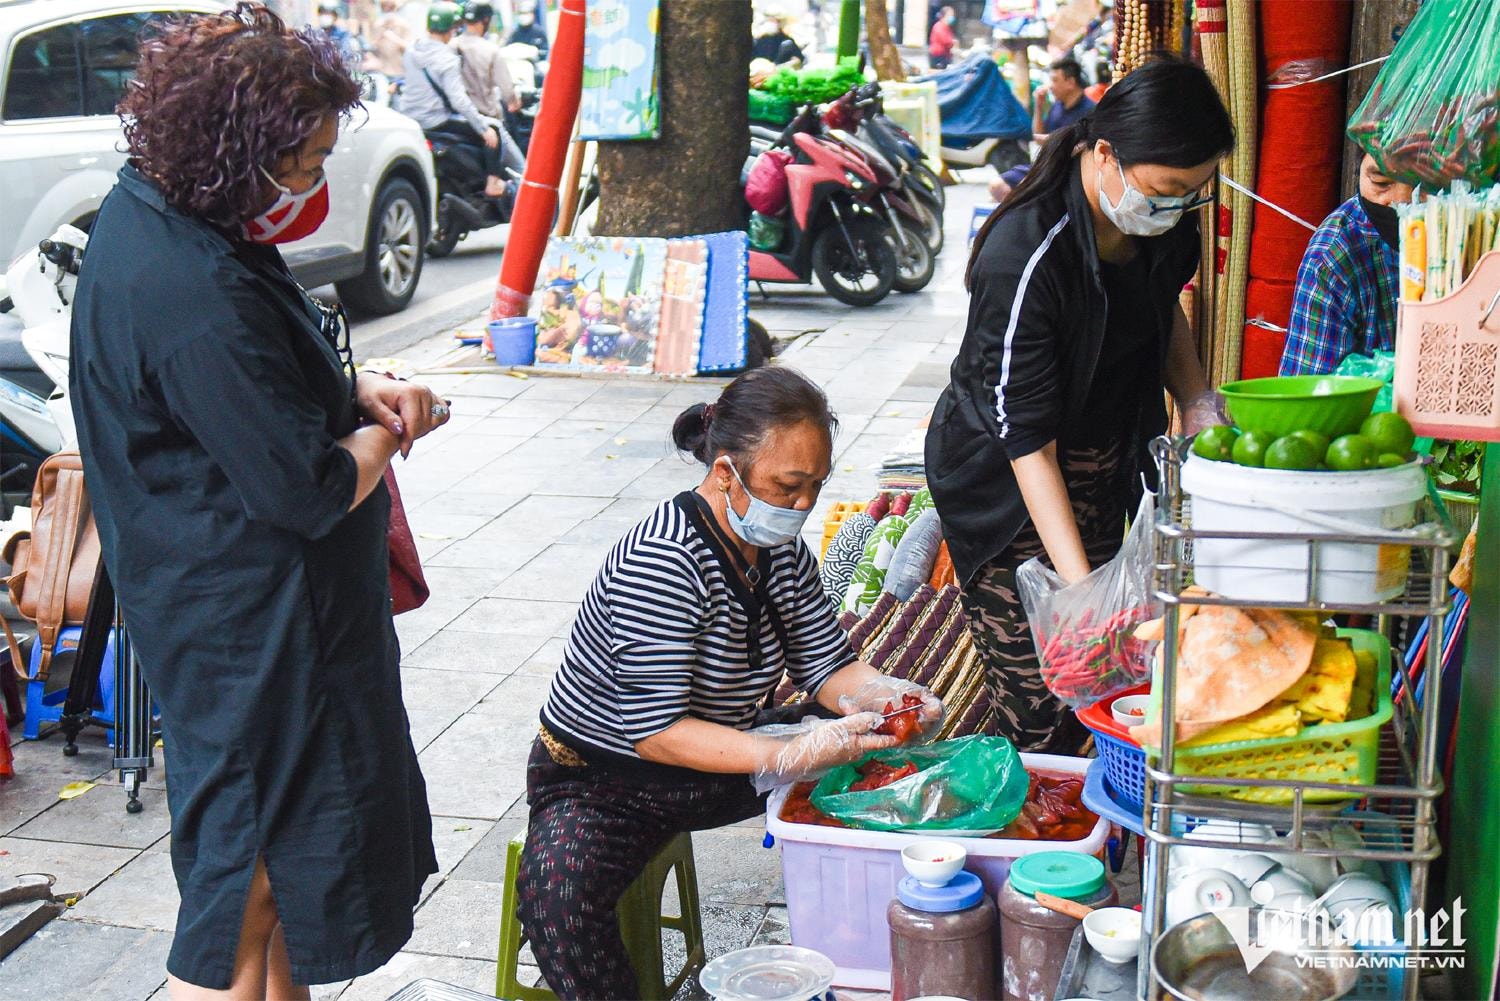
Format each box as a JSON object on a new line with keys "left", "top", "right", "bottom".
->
{"left": 22, "top": 625, "right": 119, "bottom": 740}
{"left": 495, "top": 830, "right": 705, "bottom": 1001}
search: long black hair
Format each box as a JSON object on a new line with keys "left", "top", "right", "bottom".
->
{"left": 672, "top": 367, "right": 838, "bottom": 467}
{"left": 966, "top": 55, "right": 1234, "bottom": 290}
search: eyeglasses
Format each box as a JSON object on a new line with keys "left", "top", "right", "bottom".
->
{"left": 1145, "top": 188, "right": 1215, "bottom": 216}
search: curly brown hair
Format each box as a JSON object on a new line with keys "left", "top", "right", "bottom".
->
{"left": 119, "top": 3, "right": 361, "bottom": 229}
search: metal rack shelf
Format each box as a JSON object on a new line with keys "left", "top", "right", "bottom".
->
{"left": 1138, "top": 437, "right": 1453, "bottom": 1001}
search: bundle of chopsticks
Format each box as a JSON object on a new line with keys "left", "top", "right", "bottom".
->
{"left": 1398, "top": 182, "right": 1500, "bottom": 302}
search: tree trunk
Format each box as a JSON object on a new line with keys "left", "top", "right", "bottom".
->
{"left": 865, "top": 0, "right": 906, "bottom": 81}
{"left": 594, "top": 0, "right": 751, "bottom": 238}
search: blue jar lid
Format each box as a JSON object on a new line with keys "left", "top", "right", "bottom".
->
{"left": 896, "top": 870, "right": 984, "bottom": 913}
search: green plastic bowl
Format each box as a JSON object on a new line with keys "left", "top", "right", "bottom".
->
{"left": 1219, "top": 376, "right": 1384, "bottom": 437}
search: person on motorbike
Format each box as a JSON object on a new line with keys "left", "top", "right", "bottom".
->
{"left": 364, "top": 0, "right": 413, "bottom": 79}
{"left": 506, "top": 2, "right": 549, "bottom": 64}
{"left": 453, "top": 1, "right": 524, "bottom": 176}
{"left": 403, "top": 1, "right": 508, "bottom": 199}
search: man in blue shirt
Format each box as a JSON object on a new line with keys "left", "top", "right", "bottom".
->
{"left": 1035, "top": 57, "right": 1095, "bottom": 142}
{"left": 1279, "top": 155, "right": 1414, "bottom": 376}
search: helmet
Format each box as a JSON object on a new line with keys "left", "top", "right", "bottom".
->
{"left": 426, "top": 1, "right": 463, "bottom": 33}
{"left": 463, "top": 2, "right": 495, "bottom": 23}
{"left": 316, "top": 1, "right": 340, "bottom": 12}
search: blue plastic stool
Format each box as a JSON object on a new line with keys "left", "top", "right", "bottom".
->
{"left": 22, "top": 624, "right": 119, "bottom": 740}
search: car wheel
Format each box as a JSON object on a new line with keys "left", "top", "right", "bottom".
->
{"left": 335, "top": 178, "right": 425, "bottom": 316}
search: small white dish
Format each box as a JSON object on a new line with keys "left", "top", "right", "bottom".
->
{"left": 1318, "top": 873, "right": 1397, "bottom": 931}
{"left": 1082, "top": 907, "right": 1142, "bottom": 964}
{"left": 901, "top": 841, "right": 966, "bottom": 887}
{"left": 1166, "top": 868, "right": 1250, "bottom": 928}
{"left": 1251, "top": 868, "right": 1315, "bottom": 903}
{"left": 1111, "top": 694, "right": 1150, "bottom": 728}
{"left": 1219, "top": 853, "right": 1280, "bottom": 887}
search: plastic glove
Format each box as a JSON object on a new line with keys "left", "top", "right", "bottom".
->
{"left": 751, "top": 714, "right": 899, "bottom": 793}
{"left": 1181, "top": 391, "right": 1227, "bottom": 437}
{"left": 837, "top": 677, "right": 946, "bottom": 742}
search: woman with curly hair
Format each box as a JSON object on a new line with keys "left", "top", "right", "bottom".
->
{"left": 69, "top": 5, "right": 446, "bottom": 997}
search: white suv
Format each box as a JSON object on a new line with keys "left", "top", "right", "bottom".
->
{"left": 0, "top": 0, "right": 438, "bottom": 315}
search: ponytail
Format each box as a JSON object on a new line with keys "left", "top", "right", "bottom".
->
{"left": 965, "top": 120, "right": 1089, "bottom": 290}
{"left": 964, "top": 54, "right": 1235, "bottom": 292}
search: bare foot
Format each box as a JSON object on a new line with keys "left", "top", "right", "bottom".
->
{"left": 485, "top": 176, "right": 507, "bottom": 199}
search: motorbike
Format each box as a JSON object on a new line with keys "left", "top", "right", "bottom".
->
{"left": 0, "top": 226, "right": 84, "bottom": 516}
{"left": 424, "top": 115, "right": 529, "bottom": 258}
{"left": 743, "top": 110, "right": 899, "bottom": 307}
{"left": 924, "top": 54, "right": 1033, "bottom": 175}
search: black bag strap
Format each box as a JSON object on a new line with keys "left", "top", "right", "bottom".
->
{"left": 421, "top": 65, "right": 459, "bottom": 118}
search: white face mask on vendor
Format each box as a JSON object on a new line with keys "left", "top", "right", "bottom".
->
{"left": 1098, "top": 156, "right": 1184, "bottom": 237}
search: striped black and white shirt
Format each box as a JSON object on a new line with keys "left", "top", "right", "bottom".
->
{"left": 541, "top": 491, "right": 855, "bottom": 766}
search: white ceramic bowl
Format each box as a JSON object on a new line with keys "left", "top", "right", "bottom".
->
{"left": 1111, "top": 694, "right": 1150, "bottom": 728}
{"left": 1166, "top": 868, "right": 1251, "bottom": 928}
{"left": 1083, "top": 907, "right": 1142, "bottom": 964}
{"left": 901, "top": 841, "right": 966, "bottom": 887}
{"left": 1220, "top": 853, "right": 1280, "bottom": 887}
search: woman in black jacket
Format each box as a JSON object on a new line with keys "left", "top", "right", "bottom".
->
{"left": 924, "top": 58, "right": 1234, "bottom": 752}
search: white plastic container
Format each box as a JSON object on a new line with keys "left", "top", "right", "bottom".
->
{"left": 764, "top": 753, "right": 1108, "bottom": 991}
{"left": 1181, "top": 455, "right": 1428, "bottom": 604}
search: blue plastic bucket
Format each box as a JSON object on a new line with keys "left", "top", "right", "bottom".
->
{"left": 487, "top": 317, "right": 537, "bottom": 366}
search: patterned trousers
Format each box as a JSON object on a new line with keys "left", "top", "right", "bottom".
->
{"left": 516, "top": 736, "right": 766, "bottom": 1000}
{"left": 959, "top": 438, "right": 1137, "bottom": 753}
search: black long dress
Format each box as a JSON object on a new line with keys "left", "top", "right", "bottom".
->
{"left": 69, "top": 166, "right": 436, "bottom": 988}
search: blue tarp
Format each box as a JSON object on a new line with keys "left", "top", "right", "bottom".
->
{"left": 918, "top": 55, "right": 1032, "bottom": 143}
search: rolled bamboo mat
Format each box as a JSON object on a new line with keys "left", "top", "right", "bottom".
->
{"left": 1215, "top": 0, "right": 1259, "bottom": 385}
{"left": 1195, "top": 0, "right": 1228, "bottom": 372}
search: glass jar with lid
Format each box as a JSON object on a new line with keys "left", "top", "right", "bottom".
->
{"left": 999, "top": 852, "right": 1117, "bottom": 1001}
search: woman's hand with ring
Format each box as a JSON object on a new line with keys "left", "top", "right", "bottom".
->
{"left": 356, "top": 373, "right": 451, "bottom": 458}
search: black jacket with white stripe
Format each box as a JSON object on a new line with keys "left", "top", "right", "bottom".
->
{"left": 925, "top": 163, "right": 1199, "bottom": 585}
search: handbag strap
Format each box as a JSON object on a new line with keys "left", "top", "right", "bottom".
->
{"left": 2, "top": 615, "right": 25, "bottom": 681}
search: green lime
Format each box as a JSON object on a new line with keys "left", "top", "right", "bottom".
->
{"left": 1231, "top": 430, "right": 1275, "bottom": 467}
{"left": 1264, "top": 436, "right": 1321, "bottom": 470}
{"left": 1376, "top": 452, "right": 1407, "bottom": 468}
{"left": 1192, "top": 425, "right": 1239, "bottom": 462}
{"left": 1288, "top": 430, "right": 1331, "bottom": 458}
{"left": 1360, "top": 412, "right": 1416, "bottom": 458}
{"left": 1326, "top": 434, "right": 1379, "bottom": 471}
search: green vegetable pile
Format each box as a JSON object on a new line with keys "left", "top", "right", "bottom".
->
{"left": 1430, "top": 439, "right": 1485, "bottom": 495}
{"left": 756, "top": 64, "right": 866, "bottom": 105}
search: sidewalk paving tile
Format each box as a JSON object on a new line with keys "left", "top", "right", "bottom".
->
{"left": 0, "top": 836, "right": 138, "bottom": 896}
{"left": 402, "top": 629, "right": 548, "bottom": 675}
{"left": 403, "top": 878, "right": 505, "bottom": 960}
{"left": 64, "top": 850, "right": 178, "bottom": 931}
{"left": 10, "top": 784, "right": 169, "bottom": 850}
{"left": 0, "top": 921, "right": 171, "bottom": 1000}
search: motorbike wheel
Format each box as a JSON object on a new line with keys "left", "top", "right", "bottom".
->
{"left": 427, "top": 210, "right": 463, "bottom": 258}
{"left": 912, "top": 197, "right": 945, "bottom": 256}
{"left": 891, "top": 222, "right": 935, "bottom": 294}
{"left": 915, "top": 162, "right": 946, "bottom": 210}
{"left": 987, "top": 140, "right": 1030, "bottom": 174}
{"left": 812, "top": 215, "right": 897, "bottom": 307}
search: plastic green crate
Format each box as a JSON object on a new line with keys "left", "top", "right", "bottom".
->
{"left": 1143, "top": 628, "right": 1392, "bottom": 804}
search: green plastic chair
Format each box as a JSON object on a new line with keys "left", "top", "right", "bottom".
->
{"left": 495, "top": 829, "right": 706, "bottom": 1001}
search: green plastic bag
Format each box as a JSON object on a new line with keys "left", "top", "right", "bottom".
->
{"left": 748, "top": 211, "right": 785, "bottom": 252}
{"left": 810, "top": 736, "right": 1029, "bottom": 832}
{"left": 1347, "top": 0, "right": 1500, "bottom": 187}
{"left": 1333, "top": 351, "right": 1396, "bottom": 414}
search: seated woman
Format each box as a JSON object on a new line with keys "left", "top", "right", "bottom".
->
{"left": 517, "top": 367, "right": 943, "bottom": 999}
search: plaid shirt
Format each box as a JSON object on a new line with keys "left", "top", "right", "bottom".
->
{"left": 1279, "top": 197, "right": 1400, "bottom": 376}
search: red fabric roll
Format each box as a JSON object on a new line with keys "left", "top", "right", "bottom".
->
{"left": 1247, "top": 0, "right": 1352, "bottom": 285}
{"left": 1241, "top": 276, "right": 1298, "bottom": 379}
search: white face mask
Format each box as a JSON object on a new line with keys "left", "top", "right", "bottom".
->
{"left": 319, "top": 14, "right": 336, "bottom": 29}
{"left": 1098, "top": 154, "right": 1185, "bottom": 238}
{"left": 722, "top": 458, "right": 811, "bottom": 548}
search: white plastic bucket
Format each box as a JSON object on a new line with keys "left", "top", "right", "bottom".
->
{"left": 1181, "top": 455, "right": 1428, "bottom": 605}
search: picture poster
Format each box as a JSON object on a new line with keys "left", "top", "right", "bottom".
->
{"left": 578, "top": 0, "right": 661, "bottom": 141}
{"left": 654, "top": 240, "right": 709, "bottom": 378}
{"left": 533, "top": 236, "right": 669, "bottom": 375}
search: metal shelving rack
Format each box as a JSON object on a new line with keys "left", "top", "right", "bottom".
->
{"left": 1138, "top": 437, "right": 1456, "bottom": 1001}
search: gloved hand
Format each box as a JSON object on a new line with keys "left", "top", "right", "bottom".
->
{"left": 837, "top": 676, "right": 945, "bottom": 741}
{"left": 751, "top": 714, "right": 899, "bottom": 793}
{"left": 1181, "top": 390, "right": 1227, "bottom": 437}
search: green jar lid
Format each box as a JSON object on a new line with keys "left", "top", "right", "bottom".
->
{"left": 1007, "top": 852, "right": 1106, "bottom": 901}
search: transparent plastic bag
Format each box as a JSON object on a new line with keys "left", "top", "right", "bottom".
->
{"left": 1016, "top": 493, "right": 1159, "bottom": 709}
{"left": 1333, "top": 350, "right": 1396, "bottom": 413}
{"left": 1347, "top": 0, "right": 1500, "bottom": 188}
{"left": 809, "top": 735, "right": 1028, "bottom": 832}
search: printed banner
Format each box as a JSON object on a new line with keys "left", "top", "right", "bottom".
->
{"left": 578, "top": 0, "right": 661, "bottom": 141}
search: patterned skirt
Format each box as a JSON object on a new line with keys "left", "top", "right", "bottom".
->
{"left": 959, "top": 436, "right": 1139, "bottom": 753}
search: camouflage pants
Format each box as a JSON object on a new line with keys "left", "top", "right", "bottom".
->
{"left": 959, "top": 438, "right": 1138, "bottom": 753}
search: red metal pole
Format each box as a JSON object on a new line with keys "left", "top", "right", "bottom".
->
{"left": 490, "top": 0, "right": 586, "bottom": 321}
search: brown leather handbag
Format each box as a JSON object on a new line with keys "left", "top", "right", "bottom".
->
{"left": 2, "top": 452, "right": 101, "bottom": 681}
{"left": 385, "top": 466, "right": 429, "bottom": 615}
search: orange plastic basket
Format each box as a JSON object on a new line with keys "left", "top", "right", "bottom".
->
{"left": 820, "top": 500, "right": 868, "bottom": 557}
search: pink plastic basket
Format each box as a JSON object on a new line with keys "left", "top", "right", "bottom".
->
{"left": 1394, "top": 249, "right": 1500, "bottom": 442}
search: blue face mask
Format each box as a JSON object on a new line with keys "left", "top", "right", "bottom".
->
{"left": 723, "top": 458, "right": 811, "bottom": 548}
